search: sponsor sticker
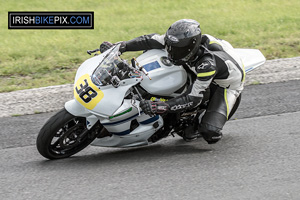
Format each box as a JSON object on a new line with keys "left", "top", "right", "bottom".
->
{"left": 170, "top": 102, "right": 193, "bottom": 111}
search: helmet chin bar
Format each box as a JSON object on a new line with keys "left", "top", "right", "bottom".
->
{"left": 169, "top": 58, "right": 186, "bottom": 66}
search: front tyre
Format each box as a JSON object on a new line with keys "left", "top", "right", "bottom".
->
{"left": 36, "top": 108, "right": 100, "bottom": 159}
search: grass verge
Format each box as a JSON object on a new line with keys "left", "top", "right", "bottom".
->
{"left": 1, "top": 0, "right": 299, "bottom": 92}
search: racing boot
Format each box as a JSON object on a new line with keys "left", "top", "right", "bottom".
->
{"left": 182, "top": 109, "right": 206, "bottom": 141}
{"left": 182, "top": 125, "right": 200, "bottom": 142}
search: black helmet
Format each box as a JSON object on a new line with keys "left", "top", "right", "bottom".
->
{"left": 164, "top": 19, "right": 202, "bottom": 65}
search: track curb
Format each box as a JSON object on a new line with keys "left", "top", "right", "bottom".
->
{"left": 1, "top": 57, "right": 299, "bottom": 118}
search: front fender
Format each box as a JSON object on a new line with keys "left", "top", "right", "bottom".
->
{"left": 65, "top": 99, "right": 90, "bottom": 117}
{"left": 65, "top": 99, "right": 99, "bottom": 130}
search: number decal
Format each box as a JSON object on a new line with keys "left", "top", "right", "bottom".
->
{"left": 74, "top": 74, "right": 104, "bottom": 110}
{"left": 75, "top": 79, "right": 98, "bottom": 103}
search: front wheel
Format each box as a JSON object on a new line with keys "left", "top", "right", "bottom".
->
{"left": 36, "top": 108, "right": 100, "bottom": 159}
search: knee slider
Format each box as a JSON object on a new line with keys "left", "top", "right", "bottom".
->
{"left": 199, "top": 123, "right": 222, "bottom": 144}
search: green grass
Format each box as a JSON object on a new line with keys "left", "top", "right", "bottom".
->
{"left": 1, "top": 0, "right": 299, "bottom": 92}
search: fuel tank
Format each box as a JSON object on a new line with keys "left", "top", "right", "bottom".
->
{"left": 136, "top": 49, "right": 187, "bottom": 96}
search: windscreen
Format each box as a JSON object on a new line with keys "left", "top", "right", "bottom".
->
{"left": 91, "top": 44, "right": 122, "bottom": 86}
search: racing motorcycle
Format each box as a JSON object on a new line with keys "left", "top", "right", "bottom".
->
{"left": 36, "top": 43, "right": 266, "bottom": 159}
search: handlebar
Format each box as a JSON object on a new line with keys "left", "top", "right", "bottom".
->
{"left": 87, "top": 46, "right": 151, "bottom": 82}
{"left": 87, "top": 48, "right": 100, "bottom": 55}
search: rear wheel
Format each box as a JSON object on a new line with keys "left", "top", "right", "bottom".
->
{"left": 36, "top": 108, "right": 100, "bottom": 159}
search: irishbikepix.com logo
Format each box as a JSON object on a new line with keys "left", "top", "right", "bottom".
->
{"left": 8, "top": 12, "right": 94, "bottom": 29}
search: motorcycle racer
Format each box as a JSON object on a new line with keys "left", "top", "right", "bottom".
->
{"left": 100, "top": 19, "right": 245, "bottom": 144}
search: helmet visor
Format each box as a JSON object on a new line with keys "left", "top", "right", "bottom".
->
{"left": 165, "top": 38, "right": 199, "bottom": 65}
{"left": 165, "top": 44, "right": 191, "bottom": 61}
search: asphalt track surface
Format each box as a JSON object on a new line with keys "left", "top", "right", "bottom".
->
{"left": 0, "top": 80, "right": 300, "bottom": 200}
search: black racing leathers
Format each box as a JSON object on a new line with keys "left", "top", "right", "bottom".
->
{"left": 122, "top": 33, "right": 244, "bottom": 114}
{"left": 124, "top": 34, "right": 165, "bottom": 51}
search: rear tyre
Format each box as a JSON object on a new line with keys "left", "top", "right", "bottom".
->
{"left": 36, "top": 108, "right": 100, "bottom": 160}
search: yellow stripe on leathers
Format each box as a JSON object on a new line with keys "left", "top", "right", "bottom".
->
{"left": 242, "top": 61, "right": 246, "bottom": 82}
{"left": 197, "top": 70, "right": 216, "bottom": 77}
{"left": 224, "top": 88, "right": 229, "bottom": 119}
{"left": 209, "top": 41, "right": 221, "bottom": 45}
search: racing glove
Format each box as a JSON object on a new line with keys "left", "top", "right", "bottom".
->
{"left": 100, "top": 41, "right": 126, "bottom": 53}
{"left": 140, "top": 100, "right": 169, "bottom": 116}
{"left": 100, "top": 41, "right": 113, "bottom": 53}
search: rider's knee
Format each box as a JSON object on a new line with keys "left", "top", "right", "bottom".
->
{"left": 198, "top": 111, "right": 227, "bottom": 144}
{"left": 199, "top": 123, "right": 223, "bottom": 144}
